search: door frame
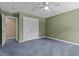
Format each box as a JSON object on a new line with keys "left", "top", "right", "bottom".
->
{"left": 2, "top": 13, "right": 6, "bottom": 47}
{"left": 5, "top": 16, "right": 18, "bottom": 41}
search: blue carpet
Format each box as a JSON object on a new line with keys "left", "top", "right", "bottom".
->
{"left": 0, "top": 38, "right": 79, "bottom": 56}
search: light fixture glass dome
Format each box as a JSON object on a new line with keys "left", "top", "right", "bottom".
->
{"left": 43, "top": 6, "right": 49, "bottom": 11}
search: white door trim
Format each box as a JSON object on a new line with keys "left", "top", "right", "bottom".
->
{"left": 2, "top": 13, "right": 6, "bottom": 47}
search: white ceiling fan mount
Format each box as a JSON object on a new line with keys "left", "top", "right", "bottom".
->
{"left": 41, "top": 2, "right": 50, "bottom": 11}
{"left": 31, "top": 2, "right": 50, "bottom": 11}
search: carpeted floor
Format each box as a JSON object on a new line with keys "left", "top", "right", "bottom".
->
{"left": 0, "top": 37, "right": 79, "bottom": 56}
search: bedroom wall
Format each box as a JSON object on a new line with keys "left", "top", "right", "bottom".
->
{"left": 46, "top": 9, "right": 79, "bottom": 43}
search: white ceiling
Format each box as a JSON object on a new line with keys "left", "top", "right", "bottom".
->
{"left": 0, "top": 2, "right": 79, "bottom": 18}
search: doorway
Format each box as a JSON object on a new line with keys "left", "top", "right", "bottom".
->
{"left": 6, "top": 16, "right": 17, "bottom": 39}
{"left": 1, "top": 13, "right": 18, "bottom": 47}
{"left": 1, "top": 14, "right": 18, "bottom": 47}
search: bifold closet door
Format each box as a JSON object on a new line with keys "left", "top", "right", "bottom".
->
{"left": 23, "top": 17, "right": 39, "bottom": 41}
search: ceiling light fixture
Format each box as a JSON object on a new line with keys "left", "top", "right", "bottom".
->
{"left": 43, "top": 6, "right": 49, "bottom": 11}
{"left": 31, "top": 2, "right": 50, "bottom": 11}
{"left": 42, "top": 2, "right": 49, "bottom": 11}
{"left": 46, "top": 2, "right": 49, "bottom": 5}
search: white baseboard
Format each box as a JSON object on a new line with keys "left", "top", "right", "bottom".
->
{"left": 19, "top": 36, "right": 46, "bottom": 43}
{"left": 46, "top": 36, "right": 79, "bottom": 46}
{"left": 39, "top": 36, "right": 47, "bottom": 39}
{"left": 6, "top": 37, "right": 16, "bottom": 40}
{"left": 18, "top": 36, "right": 79, "bottom": 46}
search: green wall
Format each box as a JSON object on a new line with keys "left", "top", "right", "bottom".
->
{"left": 46, "top": 9, "right": 79, "bottom": 43}
{"left": 18, "top": 12, "right": 45, "bottom": 41}
{"left": 0, "top": 9, "right": 2, "bottom": 14}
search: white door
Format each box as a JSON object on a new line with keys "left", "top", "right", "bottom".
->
{"left": 2, "top": 13, "right": 6, "bottom": 47}
{"left": 23, "top": 17, "right": 39, "bottom": 41}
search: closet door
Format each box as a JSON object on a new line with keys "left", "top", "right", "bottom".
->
{"left": 2, "top": 13, "right": 6, "bottom": 47}
{"left": 23, "top": 17, "right": 39, "bottom": 41}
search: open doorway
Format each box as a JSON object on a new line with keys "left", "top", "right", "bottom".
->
{"left": 5, "top": 16, "right": 18, "bottom": 41}
{"left": 1, "top": 13, "right": 18, "bottom": 47}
